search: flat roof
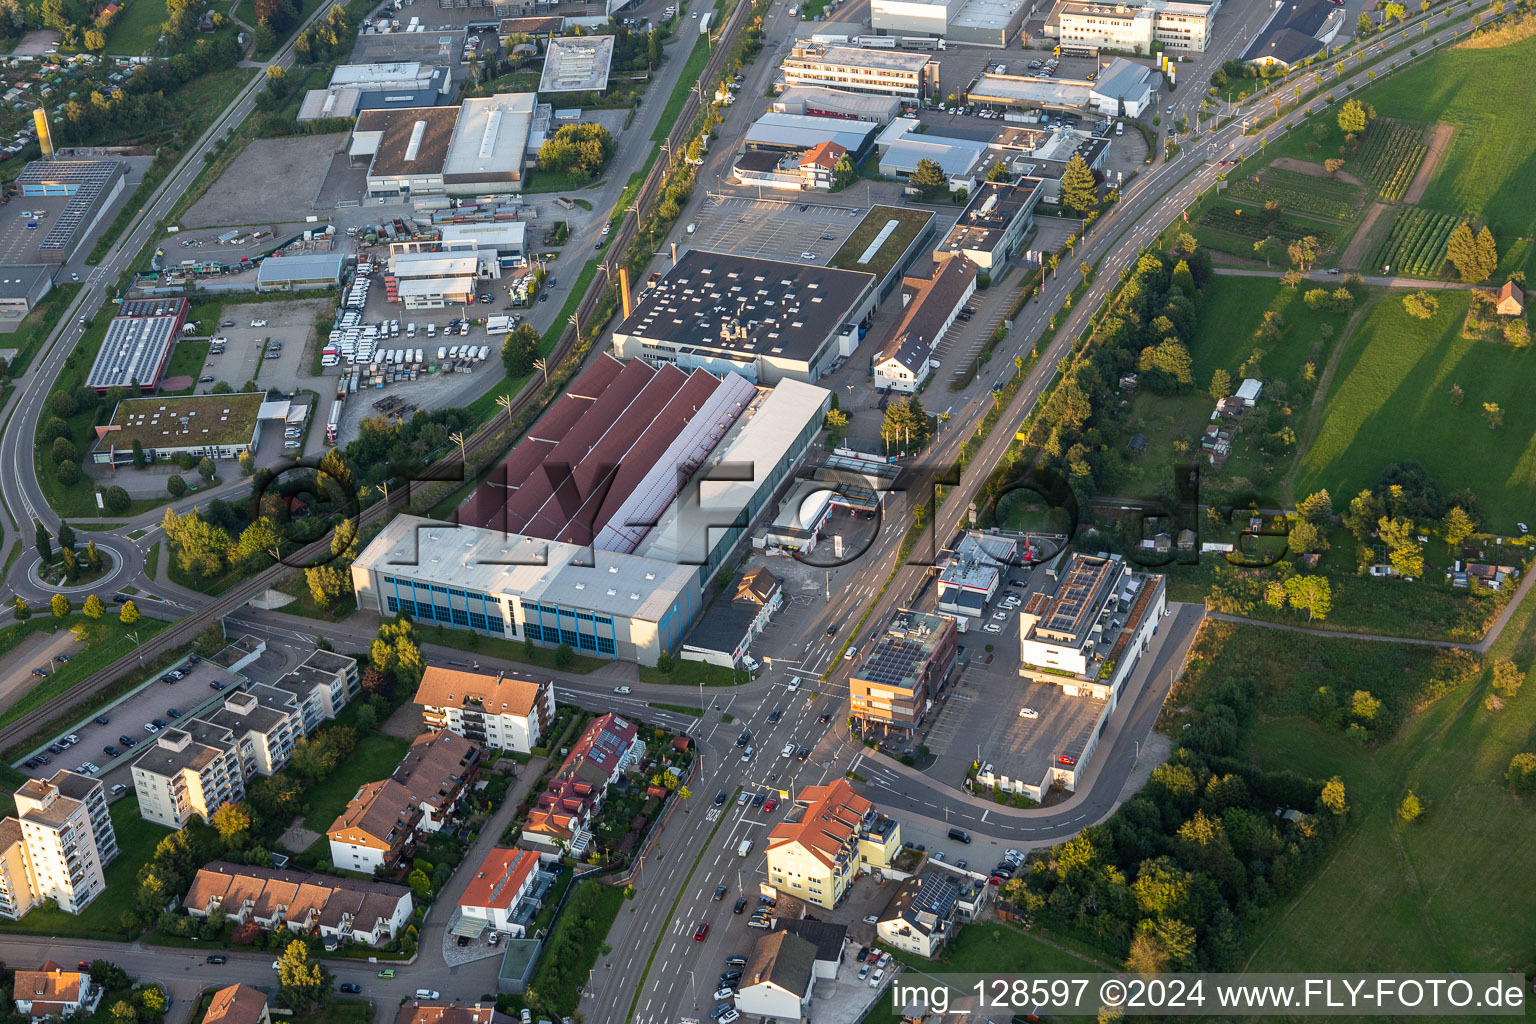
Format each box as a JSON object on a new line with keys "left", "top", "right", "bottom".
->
{"left": 367, "top": 105, "right": 460, "bottom": 178}
{"left": 444, "top": 93, "right": 535, "bottom": 181}
{"left": 613, "top": 249, "right": 875, "bottom": 365}
{"left": 940, "top": 179, "right": 1041, "bottom": 256}
{"left": 354, "top": 514, "right": 698, "bottom": 624}
{"left": 969, "top": 73, "right": 1091, "bottom": 108}
{"left": 256, "top": 252, "right": 345, "bottom": 284}
{"left": 96, "top": 392, "right": 265, "bottom": 451}
{"left": 85, "top": 312, "right": 183, "bottom": 391}
{"left": 539, "top": 35, "right": 615, "bottom": 93}
{"left": 744, "top": 112, "right": 879, "bottom": 154}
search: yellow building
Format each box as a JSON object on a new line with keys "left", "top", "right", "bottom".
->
{"left": 765, "top": 779, "right": 901, "bottom": 909}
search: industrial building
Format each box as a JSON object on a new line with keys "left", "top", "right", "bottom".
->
{"left": 353, "top": 359, "right": 832, "bottom": 665}
{"left": 538, "top": 35, "right": 615, "bottom": 93}
{"left": 871, "top": 253, "right": 977, "bottom": 392}
{"left": 871, "top": 0, "right": 1029, "bottom": 47}
{"left": 443, "top": 93, "right": 537, "bottom": 194}
{"left": 610, "top": 250, "right": 878, "bottom": 384}
{"left": 848, "top": 609, "right": 958, "bottom": 735}
{"left": 771, "top": 86, "right": 902, "bottom": 123}
{"left": 82, "top": 296, "right": 189, "bottom": 393}
{"left": 743, "top": 112, "right": 879, "bottom": 162}
{"left": 89, "top": 392, "right": 267, "bottom": 465}
{"left": 1241, "top": 0, "right": 1344, "bottom": 68}
{"left": 255, "top": 252, "right": 348, "bottom": 292}
{"left": 1042, "top": 0, "right": 1221, "bottom": 53}
{"left": 935, "top": 178, "right": 1042, "bottom": 270}
{"left": 781, "top": 43, "right": 939, "bottom": 99}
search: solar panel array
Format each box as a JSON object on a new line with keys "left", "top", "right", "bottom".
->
{"left": 86, "top": 314, "right": 179, "bottom": 391}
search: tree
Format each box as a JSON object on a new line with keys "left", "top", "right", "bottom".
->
{"left": 1506, "top": 752, "right": 1536, "bottom": 793}
{"left": 167, "top": 474, "right": 188, "bottom": 497}
{"left": 83, "top": 594, "right": 105, "bottom": 619}
{"left": 1208, "top": 368, "right": 1231, "bottom": 402}
{"left": 211, "top": 801, "right": 253, "bottom": 845}
{"left": 1253, "top": 235, "right": 1285, "bottom": 268}
{"left": 909, "top": 157, "right": 947, "bottom": 197}
{"left": 1338, "top": 98, "right": 1371, "bottom": 134}
{"left": 1320, "top": 775, "right": 1349, "bottom": 815}
{"left": 1442, "top": 505, "right": 1476, "bottom": 547}
{"left": 1399, "top": 790, "right": 1422, "bottom": 821}
{"left": 104, "top": 486, "right": 130, "bottom": 514}
{"left": 120, "top": 599, "right": 140, "bottom": 625}
{"left": 1483, "top": 401, "right": 1503, "bottom": 429}
{"left": 275, "top": 940, "right": 331, "bottom": 1012}
{"left": 1059, "top": 153, "right": 1098, "bottom": 215}
{"left": 1446, "top": 221, "right": 1498, "bottom": 281}
{"left": 1491, "top": 658, "right": 1524, "bottom": 699}
{"left": 35, "top": 521, "right": 52, "bottom": 564}
{"left": 51, "top": 593, "right": 70, "bottom": 618}
{"left": 500, "top": 323, "right": 540, "bottom": 377}
{"left": 1401, "top": 290, "right": 1439, "bottom": 319}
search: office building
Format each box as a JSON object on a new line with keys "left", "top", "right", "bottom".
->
{"left": 782, "top": 44, "right": 939, "bottom": 99}
{"left": 413, "top": 666, "right": 555, "bottom": 753}
{"left": 765, "top": 779, "right": 901, "bottom": 909}
{"left": 0, "top": 771, "right": 119, "bottom": 919}
{"left": 848, "top": 609, "right": 957, "bottom": 735}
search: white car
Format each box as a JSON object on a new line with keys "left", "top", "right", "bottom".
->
{"left": 1018, "top": 707, "right": 1038, "bottom": 719}
{"left": 613, "top": 685, "right": 632, "bottom": 694}
{"left": 781, "top": 742, "right": 796, "bottom": 758}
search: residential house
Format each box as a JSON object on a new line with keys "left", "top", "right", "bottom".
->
{"left": 327, "top": 730, "right": 483, "bottom": 874}
{"left": 457, "top": 847, "right": 543, "bottom": 935}
{"left": 765, "top": 778, "right": 901, "bottom": 909}
{"left": 413, "top": 666, "right": 556, "bottom": 753}
{"left": 184, "top": 861, "right": 413, "bottom": 947}
{"left": 876, "top": 873, "right": 961, "bottom": 958}
{"left": 12, "top": 963, "right": 100, "bottom": 1021}
{"left": 0, "top": 771, "right": 119, "bottom": 918}
{"left": 735, "top": 931, "right": 817, "bottom": 1022}
{"left": 521, "top": 714, "right": 643, "bottom": 857}
{"left": 202, "top": 985, "right": 269, "bottom": 1024}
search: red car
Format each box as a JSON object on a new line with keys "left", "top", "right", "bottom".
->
{"left": 764, "top": 796, "right": 778, "bottom": 812}
{"left": 694, "top": 922, "right": 710, "bottom": 941}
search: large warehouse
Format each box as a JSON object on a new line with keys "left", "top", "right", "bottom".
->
{"left": 83, "top": 297, "right": 189, "bottom": 393}
{"left": 353, "top": 357, "right": 832, "bottom": 664}
{"left": 610, "top": 250, "right": 877, "bottom": 384}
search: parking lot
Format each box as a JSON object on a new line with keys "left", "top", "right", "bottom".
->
{"left": 688, "top": 195, "right": 868, "bottom": 263}
{"left": 13, "top": 656, "right": 241, "bottom": 783}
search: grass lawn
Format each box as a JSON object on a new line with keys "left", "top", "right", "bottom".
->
{"left": 104, "top": 0, "right": 171, "bottom": 55}
{"left": 1296, "top": 288, "right": 1536, "bottom": 533}
{"left": 828, "top": 206, "right": 935, "bottom": 280}
{"left": 1233, "top": 595, "right": 1536, "bottom": 980}
{"left": 301, "top": 733, "right": 413, "bottom": 833}
{"left": 0, "top": 615, "right": 172, "bottom": 733}
{"left": 0, "top": 797, "right": 165, "bottom": 938}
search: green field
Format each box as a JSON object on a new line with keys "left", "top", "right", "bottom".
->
{"left": 104, "top": 0, "right": 172, "bottom": 55}
{"left": 1239, "top": 597, "right": 1536, "bottom": 983}
{"left": 1296, "top": 289, "right": 1536, "bottom": 532}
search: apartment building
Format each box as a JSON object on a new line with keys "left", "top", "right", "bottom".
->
{"left": 0, "top": 771, "right": 119, "bottom": 918}
{"left": 268, "top": 649, "right": 360, "bottom": 735}
{"left": 132, "top": 653, "right": 360, "bottom": 829}
{"left": 781, "top": 43, "right": 940, "bottom": 99}
{"left": 765, "top": 779, "right": 901, "bottom": 909}
{"left": 13, "top": 963, "right": 101, "bottom": 1021}
{"left": 522, "top": 713, "right": 643, "bottom": 856}
{"left": 327, "top": 730, "right": 483, "bottom": 874}
{"left": 185, "top": 861, "right": 413, "bottom": 947}
{"left": 413, "top": 666, "right": 556, "bottom": 754}
{"left": 848, "top": 609, "right": 958, "bottom": 736}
